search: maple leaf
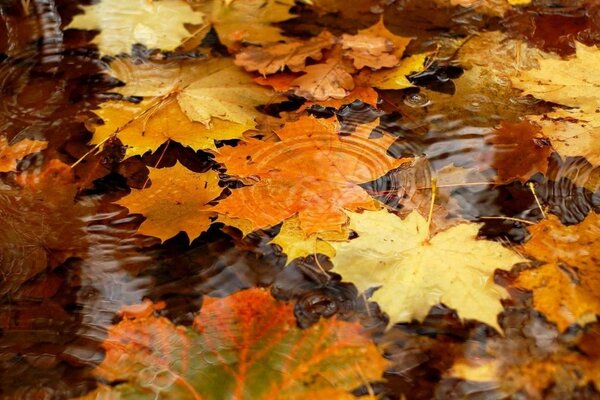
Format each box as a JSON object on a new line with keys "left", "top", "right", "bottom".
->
{"left": 0, "top": 137, "right": 47, "bottom": 172}
{"left": 481, "top": 121, "right": 553, "bottom": 183}
{"left": 234, "top": 31, "right": 335, "bottom": 75}
{"left": 117, "top": 162, "right": 223, "bottom": 242}
{"left": 511, "top": 42, "right": 600, "bottom": 165}
{"left": 330, "top": 210, "right": 525, "bottom": 329}
{"left": 192, "top": 0, "right": 296, "bottom": 49}
{"left": 66, "top": 0, "right": 204, "bottom": 56}
{"left": 291, "top": 57, "right": 356, "bottom": 101}
{"left": 450, "top": 313, "right": 600, "bottom": 399}
{"left": 515, "top": 214, "right": 600, "bottom": 331}
{"left": 213, "top": 116, "right": 408, "bottom": 235}
{"left": 0, "top": 160, "right": 97, "bottom": 295}
{"left": 89, "top": 58, "right": 277, "bottom": 158}
{"left": 341, "top": 19, "right": 412, "bottom": 70}
{"left": 358, "top": 53, "right": 429, "bottom": 90}
{"left": 270, "top": 217, "right": 348, "bottom": 264}
{"left": 84, "top": 289, "right": 387, "bottom": 399}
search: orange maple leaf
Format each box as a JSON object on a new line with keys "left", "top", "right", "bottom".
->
{"left": 213, "top": 115, "right": 409, "bottom": 235}
{"left": 86, "top": 288, "right": 387, "bottom": 399}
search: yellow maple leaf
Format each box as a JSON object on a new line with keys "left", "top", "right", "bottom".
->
{"left": 66, "top": 0, "right": 204, "bottom": 56}
{"left": 117, "top": 162, "right": 222, "bottom": 242}
{"left": 193, "top": 0, "right": 296, "bottom": 49}
{"left": 89, "top": 58, "right": 277, "bottom": 158}
{"left": 0, "top": 137, "right": 47, "bottom": 172}
{"left": 270, "top": 217, "right": 349, "bottom": 264}
{"left": 511, "top": 42, "right": 600, "bottom": 165}
{"left": 358, "top": 53, "right": 429, "bottom": 90}
{"left": 331, "top": 210, "right": 525, "bottom": 329}
{"left": 515, "top": 214, "right": 600, "bottom": 330}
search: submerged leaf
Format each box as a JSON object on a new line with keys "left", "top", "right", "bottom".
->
{"left": 0, "top": 137, "right": 47, "bottom": 172}
{"left": 85, "top": 289, "right": 387, "bottom": 399}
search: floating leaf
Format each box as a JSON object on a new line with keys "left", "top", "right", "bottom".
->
{"left": 0, "top": 136, "right": 47, "bottom": 172}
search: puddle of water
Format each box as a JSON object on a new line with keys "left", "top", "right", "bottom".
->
{"left": 1, "top": 0, "right": 600, "bottom": 399}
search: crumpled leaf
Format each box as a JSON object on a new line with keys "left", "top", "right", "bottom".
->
{"left": 331, "top": 210, "right": 525, "bottom": 329}
{"left": 83, "top": 288, "right": 387, "bottom": 399}
{"left": 0, "top": 137, "right": 47, "bottom": 172}
{"left": 213, "top": 116, "right": 408, "bottom": 235}
{"left": 481, "top": 120, "right": 552, "bottom": 183}
{"left": 117, "top": 162, "right": 222, "bottom": 242}
{"left": 511, "top": 42, "right": 600, "bottom": 165}
{"left": 66, "top": 0, "right": 204, "bottom": 56}
{"left": 515, "top": 214, "right": 600, "bottom": 330}
{"left": 234, "top": 31, "right": 335, "bottom": 75}
{"left": 0, "top": 160, "right": 97, "bottom": 295}
{"left": 89, "top": 58, "right": 277, "bottom": 157}
{"left": 193, "top": 0, "right": 296, "bottom": 49}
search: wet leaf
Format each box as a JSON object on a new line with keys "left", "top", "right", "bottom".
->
{"left": 66, "top": 0, "right": 204, "bottom": 56}
{"left": 116, "top": 162, "right": 222, "bottom": 242}
{"left": 84, "top": 288, "right": 387, "bottom": 399}
{"left": 192, "top": 0, "right": 296, "bottom": 49}
{"left": 234, "top": 31, "right": 335, "bottom": 75}
{"left": 515, "top": 214, "right": 600, "bottom": 330}
{"left": 89, "top": 58, "right": 277, "bottom": 157}
{"left": 290, "top": 56, "right": 356, "bottom": 100}
{"left": 482, "top": 120, "right": 552, "bottom": 183}
{"left": 0, "top": 160, "right": 97, "bottom": 295}
{"left": 213, "top": 116, "right": 409, "bottom": 235}
{"left": 512, "top": 42, "right": 600, "bottom": 165}
{"left": 331, "top": 209, "right": 525, "bottom": 329}
{"left": 0, "top": 136, "right": 47, "bottom": 172}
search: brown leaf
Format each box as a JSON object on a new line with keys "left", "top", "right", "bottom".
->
{"left": 291, "top": 57, "right": 355, "bottom": 101}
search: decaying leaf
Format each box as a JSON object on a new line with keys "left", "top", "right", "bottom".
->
{"left": 515, "top": 214, "right": 600, "bottom": 330}
{"left": 213, "top": 116, "right": 408, "bottom": 235}
{"left": 89, "top": 58, "right": 277, "bottom": 157}
{"left": 234, "top": 31, "right": 335, "bottom": 75}
{"left": 84, "top": 289, "right": 387, "bottom": 399}
{"left": 0, "top": 160, "right": 97, "bottom": 295}
{"left": 331, "top": 210, "right": 525, "bottom": 329}
{"left": 66, "top": 0, "right": 204, "bottom": 56}
{"left": 0, "top": 137, "right": 47, "bottom": 172}
{"left": 117, "top": 162, "right": 222, "bottom": 242}
{"left": 481, "top": 120, "right": 552, "bottom": 183}
{"left": 192, "top": 0, "right": 296, "bottom": 49}
{"left": 512, "top": 42, "right": 600, "bottom": 165}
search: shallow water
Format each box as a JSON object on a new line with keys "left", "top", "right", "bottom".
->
{"left": 1, "top": 0, "right": 600, "bottom": 399}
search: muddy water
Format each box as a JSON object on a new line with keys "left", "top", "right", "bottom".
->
{"left": 1, "top": 0, "right": 600, "bottom": 399}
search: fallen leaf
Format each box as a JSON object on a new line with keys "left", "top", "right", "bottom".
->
{"left": 89, "top": 58, "right": 277, "bottom": 157}
{"left": 515, "top": 214, "right": 600, "bottom": 330}
{"left": 66, "top": 0, "right": 204, "bottom": 56}
{"left": 511, "top": 42, "right": 600, "bottom": 165}
{"left": 450, "top": 312, "right": 600, "bottom": 399}
{"left": 85, "top": 288, "right": 387, "bottom": 399}
{"left": 481, "top": 120, "right": 552, "bottom": 183}
{"left": 213, "top": 116, "right": 408, "bottom": 235}
{"left": 193, "top": 0, "right": 296, "bottom": 49}
{"left": 359, "top": 53, "right": 429, "bottom": 90}
{"left": 291, "top": 57, "right": 356, "bottom": 100}
{"left": 341, "top": 19, "right": 412, "bottom": 70}
{"left": 331, "top": 210, "right": 525, "bottom": 328}
{"left": 234, "top": 31, "right": 335, "bottom": 75}
{"left": 117, "top": 162, "right": 222, "bottom": 242}
{"left": 0, "top": 137, "right": 47, "bottom": 172}
{"left": 0, "top": 160, "right": 97, "bottom": 295}
{"left": 270, "top": 217, "right": 348, "bottom": 264}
